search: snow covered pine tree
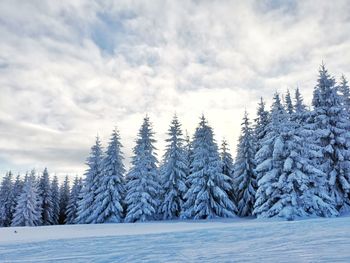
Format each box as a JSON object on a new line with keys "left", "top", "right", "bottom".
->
{"left": 65, "top": 176, "right": 83, "bottom": 224}
{"left": 338, "top": 75, "right": 350, "bottom": 115}
{"left": 182, "top": 116, "right": 236, "bottom": 219}
{"left": 254, "top": 91, "right": 338, "bottom": 220}
{"left": 125, "top": 116, "right": 160, "bottom": 222}
{"left": 38, "top": 168, "right": 54, "bottom": 225}
{"left": 76, "top": 137, "right": 104, "bottom": 224}
{"left": 159, "top": 115, "right": 188, "bottom": 220}
{"left": 234, "top": 112, "right": 257, "bottom": 217}
{"left": 308, "top": 65, "right": 350, "bottom": 213}
{"left": 254, "top": 97, "right": 270, "bottom": 155}
{"left": 0, "top": 172, "right": 14, "bottom": 227}
{"left": 254, "top": 93, "right": 300, "bottom": 219}
{"left": 59, "top": 176, "right": 70, "bottom": 224}
{"left": 89, "top": 129, "right": 125, "bottom": 223}
{"left": 12, "top": 174, "right": 42, "bottom": 227}
{"left": 50, "top": 175, "right": 60, "bottom": 225}
{"left": 220, "top": 140, "right": 235, "bottom": 206}
{"left": 294, "top": 88, "right": 338, "bottom": 218}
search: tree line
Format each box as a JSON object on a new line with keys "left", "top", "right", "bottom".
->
{"left": 1, "top": 64, "right": 350, "bottom": 226}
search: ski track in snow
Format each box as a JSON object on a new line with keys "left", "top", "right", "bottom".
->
{"left": 0, "top": 217, "right": 350, "bottom": 262}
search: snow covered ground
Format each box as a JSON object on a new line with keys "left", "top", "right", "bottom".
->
{"left": 1, "top": 217, "right": 350, "bottom": 262}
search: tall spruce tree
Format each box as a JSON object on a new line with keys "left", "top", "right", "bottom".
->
{"left": 159, "top": 116, "right": 188, "bottom": 220}
{"left": 253, "top": 93, "right": 291, "bottom": 218}
{"left": 0, "top": 172, "right": 14, "bottom": 227}
{"left": 182, "top": 116, "right": 236, "bottom": 219}
{"left": 294, "top": 90, "right": 338, "bottom": 218}
{"left": 125, "top": 116, "right": 160, "bottom": 222}
{"left": 254, "top": 97, "right": 270, "bottom": 155}
{"left": 12, "top": 175, "right": 42, "bottom": 227}
{"left": 308, "top": 65, "right": 350, "bottom": 213}
{"left": 11, "top": 175, "right": 24, "bottom": 221}
{"left": 76, "top": 137, "right": 104, "bottom": 224}
{"left": 59, "top": 176, "right": 70, "bottom": 224}
{"left": 51, "top": 175, "right": 60, "bottom": 225}
{"left": 285, "top": 89, "right": 294, "bottom": 115}
{"left": 38, "top": 168, "right": 53, "bottom": 225}
{"left": 294, "top": 87, "right": 306, "bottom": 115}
{"left": 66, "top": 176, "right": 83, "bottom": 224}
{"left": 183, "top": 131, "right": 193, "bottom": 188}
{"left": 280, "top": 119, "right": 338, "bottom": 220}
{"left": 90, "top": 129, "right": 125, "bottom": 223}
{"left": 220, "top": 140, "right": 235, "bottom": 204}
{"left": 255, "top": 92, "right": 338, "bottom": 220}
{"left": 234, "top": 112, "right": 257, "bottom": 217}
{"left": 339, "top": 75, "right": 350, "bottom": 114}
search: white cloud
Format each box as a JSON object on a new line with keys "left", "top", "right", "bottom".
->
{"left": 0, "top": 0, "right": 350, "bottom": 179}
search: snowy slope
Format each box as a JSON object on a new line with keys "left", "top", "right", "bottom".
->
{"left": 1, "top": 217, "right": 350, "bottom": 262}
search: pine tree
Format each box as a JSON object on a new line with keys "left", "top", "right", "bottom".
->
{"left": 294, "top": 87, "right": 306, "bottom": 115}
{"left": 338, "top": 75, "right": 350, "bottom": 114}
{"left": 76, "top": 137, "right": 104, "bottom": 224}
{"left": 253, "top": 93, "right": 291, "bottom": 218}
{"left": 65, "top": 176, "right": 83, "bottom": 224}
{"left": 308, "top": 65, "right": 350, "bottom": 213}
{"left": 11, "top": 175, "right": 24, "bottom": 220}
{"left": 234, "top": 112, "right": 257, "bottom": 217}
{"left": 220, "top": 140, "right": 235, "bottom": 205}
{"left": 287, "top": 91, "right": 338, "bottom": 219}
{"left": 59, "top": 176, "right": 70, "bottom": 224}
{"left": 38, "top": 168, "right": 53, "bottom": 225}
{"left": 182, "top": 116, "right": 236, "bottom": 219}
{"left": 11, "top": 175, "right": 42, "bottom": 227}
{"left": 254, "top": 92, "right": 338, "bottom": 220}
{"left": 254, "top": 97, "right": 270, "bottom": 154}
{"left": 90, "top": 129, "right": 126, "bottom": 223}
{"left": 159, "top": 116, "right": 188, "bottom": 220}
{"left": 50, "top": 175, "right": 60, "bottom": 225}
{"left": 285, "top": 89, "right": 294, "bottom": 115}
{"left": 280, "top": 122, "right": 338, "bottom": 220}
{"left": 0, "top": 172, "right": 14, "bottom": 227}
{"left": 298, "top": 126, "right": 338, "bottom": 218}
{"left": 183, "top": 131, "right": 193, "bottom": 188}
{"left": 125, "top": 116, "right": 160, "bottom": 222}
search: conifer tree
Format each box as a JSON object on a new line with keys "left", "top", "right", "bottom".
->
{"left": 51, "top": 175, "right": 60, "bottom": 225}
{"left": 125, "top": 116, "right": 160, "bottom": 222}
{"left": 76, "top": 137, "right": 104, "bottom": 224}
{"left": 220, "top": 140, "right": 235, "bottom": 204}
{"left": 234, "top": 112, "right": 257, "bottom": 217}
{"left": 11, "top": 175, "right": 24, "bottom": 220}
{"left": 308, "top": 65, "right": 350, "bottom": 213}
{"left": 254, "top": 97, "right": 269, "bottom": 155}
{"left": 90, "top": 129, "right": 125, "bottom": 223}
{"left": 183, "top": 131, "right": 193, "bottom": 188}
{"left": 182, "top": 116, "right": 236, "bottom": 219}
{"left": 66, "top": 176, "right": 83, "bottom": 224}
{"left": 184, "top": 131, "right": 193, "bottom": 165}
{"left": 159, "top": 116, "right": 188, "bottom": 220}
{"left": 298, "top": 127, "right": 338, "bottom": 218}
{"left": 38, "top": 168, "right": 53, "bottom": 225}
{"left": 294, "top": 87, "right": 306, "bottom": 115}
{"left": 285, "top": 89, "right": 294, "bottom": 115}
{"left": 338, "top": 75, "right": 350, "bottom": 114}
{"left": 59, "top": 176, "right": 70, "bottom": 224}
{"left": 253, "top": 93, "right": 290, "bottom": 218}
{"left": 12, "top": 175, "right": 42, "bottom": 227}
{"left": 254, "top": 92, "right": 338, "bottom": 220}
{"left": 0, "top": 172, "right": 14, "bottom": 227}
{"left": 288, "top": 88, "right": 338, "bottom": 219}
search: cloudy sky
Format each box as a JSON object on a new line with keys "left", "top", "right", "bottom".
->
{"left": 0, "top": 0, "right": 349, "bottom": 180}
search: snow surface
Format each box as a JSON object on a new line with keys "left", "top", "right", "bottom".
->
{"left": 1, "top": 217, "right": 350, "bottom": 262}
